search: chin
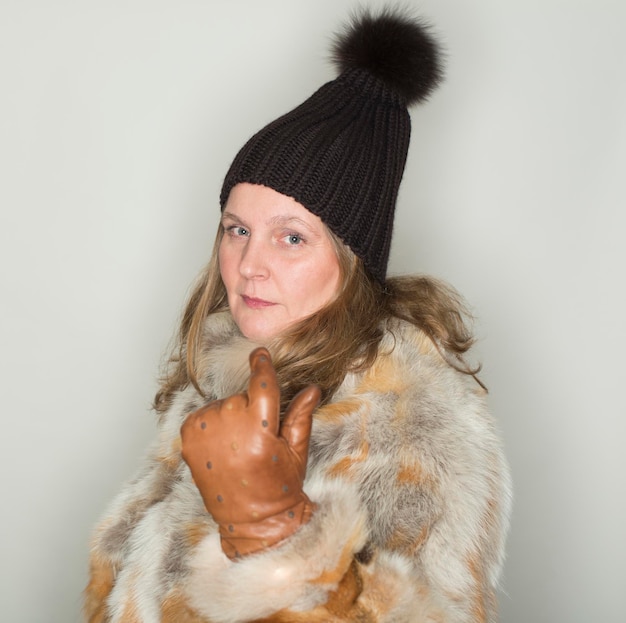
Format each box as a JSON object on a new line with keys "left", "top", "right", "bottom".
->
{"left": 237, "top": 320, "right": 281, "bottom": 343}
{"left": 231, "top": 308, "right": 294, "bottom": 342}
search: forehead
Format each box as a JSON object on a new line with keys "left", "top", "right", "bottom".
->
{"left": 223, "top": 183, "right": 322, "bottom": 227}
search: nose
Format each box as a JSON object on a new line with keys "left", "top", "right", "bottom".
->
{"left": 239, "top": 237, "right": 270, "bottom": 280}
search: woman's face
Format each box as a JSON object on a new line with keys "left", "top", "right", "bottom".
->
{"left": 219, "top": 183, "right": 341, "bottom": 342}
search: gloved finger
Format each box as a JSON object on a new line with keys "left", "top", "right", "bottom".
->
{"left": 247, "top": 347, "right": 280, "bottom": 431}
{"left": 280, "top": 384, "right": 320, "bottom": 463}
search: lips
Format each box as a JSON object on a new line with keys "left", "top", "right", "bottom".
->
{"left": 241, "top": 295, "right": 276, "bottom": 309}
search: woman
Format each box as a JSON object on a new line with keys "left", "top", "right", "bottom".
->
{"left": 85, "top": 9, "right": 511, "bottom": 623}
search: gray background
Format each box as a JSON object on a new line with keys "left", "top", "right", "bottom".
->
{"left": 1, "top": 1, "right": 624, "bottom": 621}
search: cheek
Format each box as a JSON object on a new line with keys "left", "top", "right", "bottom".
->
{"left": 320, "top": 265, "right": 341, "bottom": 303}
{"left": 218, "top": 243, "right": 235, "bottom": 289}
{"left": 298, "top": 254, "right": 341, "bottom": 311}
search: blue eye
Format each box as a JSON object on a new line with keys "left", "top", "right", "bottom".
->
{"left": 226, "top": 225, "right": 249, "bottom": 237}
{"left": 286, "top": 234, "right": 302, "bottom": 245}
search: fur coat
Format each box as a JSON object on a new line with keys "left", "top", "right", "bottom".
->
{"left": 85, "top": 311, "right": 511, "bottom": 622}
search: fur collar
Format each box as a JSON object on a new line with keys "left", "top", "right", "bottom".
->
{"left": 196, "top": 311, "right": 260, "bottom": 399}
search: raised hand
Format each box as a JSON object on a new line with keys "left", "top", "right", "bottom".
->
{"left": 180, "top": 347, "right": 321, "bottom": 559}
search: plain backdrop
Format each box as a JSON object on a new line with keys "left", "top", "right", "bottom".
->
{"left": 1, "top": 1, "right": 624, "bottom": 621}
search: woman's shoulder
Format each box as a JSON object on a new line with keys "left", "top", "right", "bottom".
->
{"left": 378, "top": 316, "right": 485, "bottom": 395}
{"left": 316, "top": 317, "right": 494, "bottom": 455}
{"left": 381, "top": 316, "right": 447, "bottom": 361}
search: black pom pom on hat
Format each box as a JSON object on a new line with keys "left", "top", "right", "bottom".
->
{"left": 221, "top": 8, "right": 444, "bottom": 283}
{"left": 331, "top": 8, "right": 443, "bottom": 105}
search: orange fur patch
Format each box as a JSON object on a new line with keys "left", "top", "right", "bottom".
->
{"left": 326, "top": 439, "right": 369, "bottom": 479}
{"left": 359, "top": 357, "right": 408, "bottom": 395}
{"left": 252, "top": 609, "right": 330, "bottom": 622}
{"left": 158, "top": 436, "right": 183, "bottom": 469}
{"left": 323, "top": 559, "right": 364, "bottom": 617}
{"left": 396, "top": 461, "right": 424, "bottom": 485}
{"left": 118, "top": 591, "right": 142, "bottom": 623}
{"left": 161, "top": 590, "right": 212, "bottom": 622}
{"left": 480, "top": 495, "right": 501, "bottom": 549}
{"left": 311, "top": 531, "right": 361, "bottom": 586}
{"left": 315, "top": 397, "right": 364, "bottom": 422}
{"left": 385, "top": 523, "right": 430, "bottom": 556}
{"left": 467, "top": 555, "right": 489, "bottom": 623}
{"left": 396, "top": 459, "right": 436, "bottom": 495}
{"left": 83, "top": 554, "right": 115, "bottom": 623}
{"left": 355, "top": 563, "right": 404, "bottom": 620}
{"left": 185, "top": 521, "right": 211, "bottom": 548}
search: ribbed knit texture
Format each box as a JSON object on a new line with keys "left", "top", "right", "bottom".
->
{"left": 220, "top": 69, "right": 410, "bottom": 284}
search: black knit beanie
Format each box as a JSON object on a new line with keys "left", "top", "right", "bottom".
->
{"left": 220, "top": 8, "right": 443, "bottom": 283}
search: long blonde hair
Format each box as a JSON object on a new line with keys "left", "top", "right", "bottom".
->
{"left": 154, "top": 226, "right": 481, "bottom": 413}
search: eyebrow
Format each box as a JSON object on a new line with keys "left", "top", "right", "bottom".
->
{"left": 221, "top": 211, "right": 243, "bottom": 223}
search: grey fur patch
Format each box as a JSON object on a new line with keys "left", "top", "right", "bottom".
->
{"left": 100, "top": 499, "right": 147, "bottom": 557}
{"left": 163, "top": 528, "right": 191, "bottom": 580}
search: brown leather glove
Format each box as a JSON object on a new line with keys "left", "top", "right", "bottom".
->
{"left": 180, "top": 347, "right": 321, "bottom": 560}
